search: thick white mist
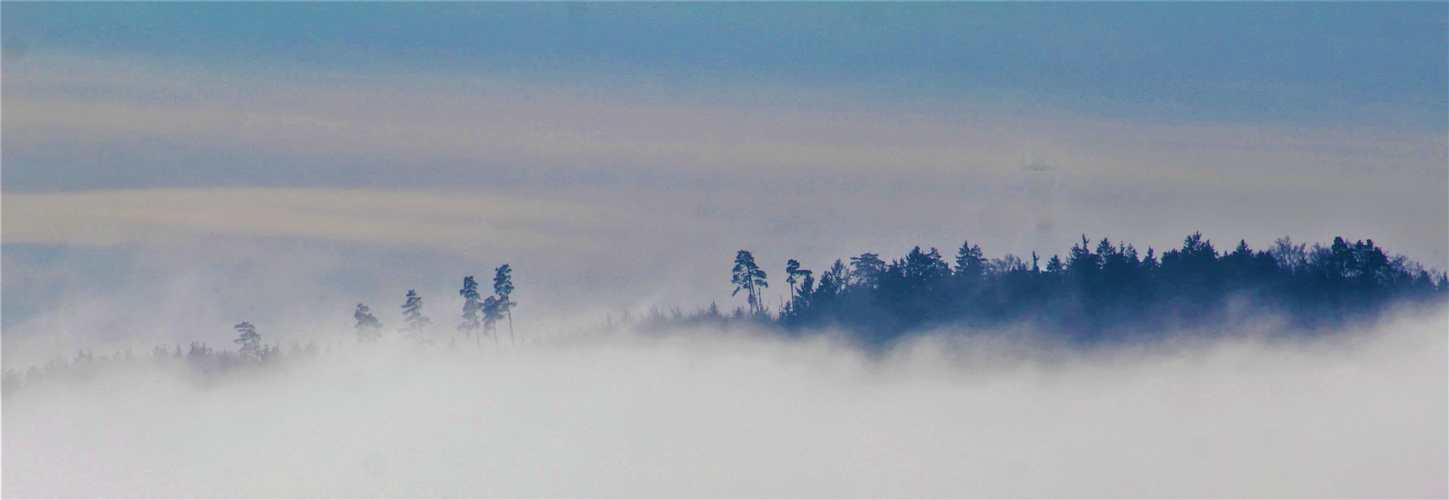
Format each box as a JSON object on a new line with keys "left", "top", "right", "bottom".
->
{"left": 5, "top": 309, "right": 1446, "bottom": 498}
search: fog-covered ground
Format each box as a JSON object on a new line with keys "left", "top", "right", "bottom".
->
{"left": 6, "top": 307, "right": 1444, "bottom": 498}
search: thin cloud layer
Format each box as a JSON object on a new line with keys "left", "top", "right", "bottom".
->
{"left": 7, "top": 52, "right": 1443, "bottom": 185}
{"left": 6, "top": 51, "right": 1445, "bottom": 270}
{"left": 3, "top": 189, "right": 619, "bottom": 252}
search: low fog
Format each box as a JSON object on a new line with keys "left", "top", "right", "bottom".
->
{"left": 6, "top": 307, "right": 1445, "bottom": 498}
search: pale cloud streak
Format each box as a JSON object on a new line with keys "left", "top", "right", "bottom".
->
{"left": 6, "top": 52, "right": 1445, "bottom": 265}
{"left": 3, "top": 188, "right": 623, "bottom": 253}
{"left": 7, "top": 52, "right": 1442, "bottom": 189}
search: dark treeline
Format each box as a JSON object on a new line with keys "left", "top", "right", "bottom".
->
{"left": 676, "top": 233, "right": 1448, "bottom": 345}
{"left": 3, "top": 264, "right": 519, "bottom": 396}
{"left": 6, "top": 235, "right": 1447, "bottom": 395}
{"left": 1, "top": 335, "right": 321, "bottom": 397}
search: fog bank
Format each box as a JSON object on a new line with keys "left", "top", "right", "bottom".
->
{"left": 5, "top": 309, "right": 1446, "bottom": 498}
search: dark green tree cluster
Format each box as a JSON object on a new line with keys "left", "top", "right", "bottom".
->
{"left": 349, "top": 264, "right": 517, "bottom": 351}
{"left": 7, "top": 265, "right": 524, "bottom": 395}
{"left": 753, "top": 233, "right": 1446, "bottom": 344}
{"left": 732, "top": 251, "right": 769, "bottom": 316}
{"left": 452, "top": 265, "right": 517, "bottom": 353}
{"left": 354, "top": 304, "right": 383, "bottom": 343}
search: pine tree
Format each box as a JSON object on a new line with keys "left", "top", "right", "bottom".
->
{"left": 400, "top": 290, "right": 433, "bottom": 346}
{"left": 784, "top": 260, "right": 816, "bottom": 315}
{"left": 233, "top": 322, "right": 262, "bottom": 361}
{"left": 731, "top": 250, "right": 769, "bottom": 316}
{"left": 481, "top": 295, "right": 502, "bottom": 351}
{"left": 826, "top": 259, "right": 849, "bottom": 289}
{"left": 954, "top": 240, "right": 986, "bottom": 279}
{"left": 458, "top": 277, "right": 483, "bottom": 353}
{"left": 353, "top": 303, "right": 383, "bottom": 344}
{"left": 849, "top": 253, "right": 887, "bottom": 288}
{"left": 784, "top": 259, "right": 812, "bottom": 308}
{"left": 493, "top": 265, "right": 517, "bottom": 346}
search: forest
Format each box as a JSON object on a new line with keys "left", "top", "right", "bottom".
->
{"left": 5, "top": 233, "right": 1447, "bottom": 394}
{"left": 680, "top": 233, "right": 1448, "bottom": 345}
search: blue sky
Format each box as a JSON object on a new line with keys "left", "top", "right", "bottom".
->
{"left": 7, "top": 2, "right": 1445, "bottom": 130}
{"left": 3, "top": 3, "right": 1446, "bottom": 363}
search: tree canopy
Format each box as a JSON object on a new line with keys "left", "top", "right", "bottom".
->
{"left": 732, "top": 250, "right": 769, "bottom": 315}
{"left": 754, "top": 233, "right": 1447, "bottom": 345}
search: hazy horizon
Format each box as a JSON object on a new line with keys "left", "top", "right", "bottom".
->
{"left": 4, "top": 3, "right": 1446, "bottom": 498}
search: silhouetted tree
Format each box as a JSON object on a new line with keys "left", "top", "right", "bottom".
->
{"left": 354, "top": 304, "right": 383, "bottom": 344}
{"left": 233, "top": 322, "right": 262, "bottom": 361}
{"left": 850, "top": 253, "right": 887, "bottom": 289}
{"left": 896, "top": 246, "right": 950, "bottom": 285}
{"left": 785, "top": 259, "right": 803, "bottom": 298}
{"left": 1271, "top": 237, "right": 1308, "bottom": 275}
{"left": 1045, "top": 255, "right": 1064, "bottom": 274}
{"left": 732, "top": 250, "right": 769, "bottom": 316}
{"left": 481, "top": 295, "right": 502, "bottom": 351}
{"left": 784, "top": 259, "right": 813, "bottom": 313}
{"left": 400, "top": 290, "right": 433, "bottom": 345}
{"left": 724, "top": 232, "right": 1444, "bottom": 343}
{"left": 825, "top": 259, "right": 849, "bottom": 288}
{"left": 458, "top": 277, "right": 483, "bottom": 353}
{"left": 954, "top": 240, "right": 986, "bottom": 280}
{"left": 493, "top": 265, "right": 517, "bottom": 346}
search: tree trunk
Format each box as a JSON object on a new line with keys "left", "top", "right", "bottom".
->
{"left": 507, "top": 310, "right": 515, "bottom": 347}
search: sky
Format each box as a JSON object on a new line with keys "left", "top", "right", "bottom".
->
{"left": 3, "top": 4, "right": 1448, "bottom": 497}
{"left": 4, "top": 2, "right": 1447, "bottom": 359}
{"left": 4, "top": 2, "right": 1448, "bottom": 361}
{"left": 11, "top": 2, "right": 1449, "bottom": 362}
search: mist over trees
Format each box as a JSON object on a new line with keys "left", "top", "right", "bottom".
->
{"left": 353, "top": 304, "right": 383, "bottom": 344}
{"left": 5, "top": 263, "right": 523, "bottom": 394}
{"left": 494, "top": 264, "right": 517, "bottom": 346}
{"left": 458, "top": 276, "right": 484, "bottom": 353}
{"left": 6, "top": 232, "right": 1447, "bottom": 396}
{"left": 399, "top": 289, "right": 433, "bottom": 346}
{"left": 727, "top": 233, "right": 1448, "bottom": 346}
{"left": 232, "top": 322, "right": 264, "bottom": 361}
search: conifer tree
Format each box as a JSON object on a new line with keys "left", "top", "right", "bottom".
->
{"left": 233, "top": 322, "right": 262, "bottom": 361}
{"left": 849, "top": 253, "right": 887, "bottom": 288}
{"left": 826, "top": 259, "right": 849, "bottom": 289}
{"left": 954, "top": 240, "right": 986, "bottom": 279}
{"left": 400, "top": 290, "right": 433, "bottom": 346}
{"left": 353, "top": 304, "right": 383, "bottom": 344}
{"left": 481, "top": 295, "right": 502, "bottom": 351}
{"left": 458, "top": 277, "right": 483, "bottom": 353}
{"left": 784, "top": 259, "right": 812, "bottom": 306}
{"left": 731, "top": 250, "right": 769, "bottom": 316}
{"left": 783, "top": 260, "right": 816, "bottom": 315}
{"left": 493, "top": 265, "right": 517, "bottom": 346}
